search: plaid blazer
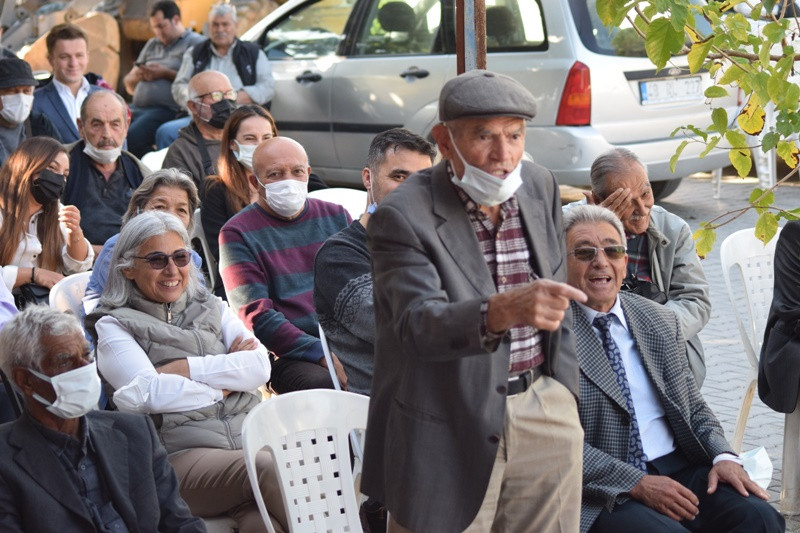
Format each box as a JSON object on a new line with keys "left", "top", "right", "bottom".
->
{"left": 572, "top": 292, "right": 732, "bottom": 532}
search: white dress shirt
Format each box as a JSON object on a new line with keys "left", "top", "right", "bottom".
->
{"left": 53, "top": 76, "right": 91, "bottom": 129}
{"left": 95, "top": 297, "right": 271, "bottom": 414}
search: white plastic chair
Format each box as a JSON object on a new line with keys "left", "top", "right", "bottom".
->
{"left": 242, "top": 389, "right": 369, "bottom": 533}
{"left": 140, "top": 147, "right": 168, "bottom": 171}
{"left": 720, "top": 227, "right": 782, "bottom": 453}
{"left": 309, "top": 187, "right": 368, "bottom": 220}
{"left": 191, "top": 208, "right": 220, "bottom": 293}
{"left": 49, "top": 271, "right": 92, "bottom": 317}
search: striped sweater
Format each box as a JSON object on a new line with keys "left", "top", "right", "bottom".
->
{"left": 219, "top": 199, "right": 350, "bottom": 363}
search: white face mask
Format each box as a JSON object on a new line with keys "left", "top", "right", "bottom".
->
{"left": 83, "top": 142, "right": 122, "bottom": 165}
{"left": 29, "top": 362, "right": 101, "bottom": 419}
{"left": 448, "top": 129, "right": 522, "bottom": 207}
{"left": 233, "top": 141, "right": 258, "bottom": 171}
{"left": 258, "top": 178, "right": 308, "bottom": 218}
{"left": 0, "top": 93, "right": 33, "bottom": 125}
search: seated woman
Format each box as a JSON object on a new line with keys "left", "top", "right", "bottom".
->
{"left": 0, "top": 137, "right": 93, "bottom": 301}
{"left": 83, "top": 168, "right": 202, "bottom": 312}
{"left": 86, "top": 211, "right": 287, "bottom": 532}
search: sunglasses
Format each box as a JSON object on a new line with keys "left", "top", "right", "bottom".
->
{"left": 195, "top": 89, "right": 238, "bottom": 103}
{"left": 568, "top": 245, "right": 627, "bottom": 262}
{"left": 133, "top": 250, "right": 192, "bottom": 270}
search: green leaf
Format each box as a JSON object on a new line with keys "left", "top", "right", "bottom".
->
{"left": 699, "top": 135, "right": 721, "bottom": 158}
{"left": 777, "top": 140, "right": 800, "bottom": 168}
{"left": 670, "top": 2, "right": 689, "bottom": 31}
{"left": 704, "top": 86, "right": 729, "bottom": 98}
{"left": 778, "top": 207, "right": 800, "bottom": 221}
{"left": 687, "top": 39, "right": 714, "bottom": 73}
{"left": 645, "top": 18, "right": 686, "bottom": 69}
{"left": 764, "top": 0, "right": 777, "bottom": 13}
{"left": 750, "top": 2, "right": 764, "bottom": 20}
{"left": 762, "top": 132, "right": 779, "bottom": 152}
{"left": 670, "top": 140, "right": 690, "bottom": 172}
{"left": 596, "top": 0, "right": 630, "bottom": 28}
{"left": 725, "top": 129, "right": 747, "bottom": 148}
{"left": 749, "top": 187, "right": 774, "bottom": 214}
{"left": 718, "top": 63, "right": 747, "bottom": 85}
{"left": 758, "top": 39, "right": 771, "bottom": 68}
{"left": 763, "top": 21, "right": 787, "bottom": 43}
{"left": 755, "top": 212, "right": 779, "bottom": 244}
{"left": 725, "top": 12, "right": 752, "bottom": 42}
{"left": 712, "top": 107, "right": 729, "bottom": 133}
{"left": 692, "top": 227, "right": 716, "bottom": 259}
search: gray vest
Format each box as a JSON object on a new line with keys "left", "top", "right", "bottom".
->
{"left": 89, "top": 290, "right": 261, "bottom": 454}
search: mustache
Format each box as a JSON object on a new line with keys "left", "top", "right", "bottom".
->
{"left": 96, "top": 138, "right": 118, "bottom": 149}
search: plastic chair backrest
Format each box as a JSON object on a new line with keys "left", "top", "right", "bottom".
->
{"left": 242, "top": 390, "right": 369, "bottom": 533}
{"left": 719, "top": 227, "right": 781, "bottom": 367}
{"left": 308, "top": 188, "right": 367, "bottom": 221}
{"left": 49, "top": 271, "right": 92, "bottom": 317}
{"left": 191, "top": 208, "right": 219, "bottom": 293}
{"left": 140, "top": 147, "right": 168, "bottom": 171}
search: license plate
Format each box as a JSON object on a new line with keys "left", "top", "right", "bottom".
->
{"left": 639, "top": 76, "right": 702, "bottom": 105}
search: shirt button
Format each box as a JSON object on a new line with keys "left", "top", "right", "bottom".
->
{"left": 80, "top": 464, "right": 86, "bottom": 470}
{"left": 488, "top": 434, "right": 500, "bottom": 444}
{"left": 500, "top": 276, "right": 507, "bottom": 283}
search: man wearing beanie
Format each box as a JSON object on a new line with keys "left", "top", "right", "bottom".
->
{"left": 0, "top": 58, "right": 60, "bottom": 165}
{"left": 362, "top": 69, "right": 586, "bottom": 532}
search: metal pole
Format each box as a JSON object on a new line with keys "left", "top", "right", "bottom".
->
{"left": 456, "top": 0, "right": 486, "bottom": 74}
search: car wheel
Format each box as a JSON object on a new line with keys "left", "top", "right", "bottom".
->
{"left": 650, "top": 177, "right": 682, "bottom": 201}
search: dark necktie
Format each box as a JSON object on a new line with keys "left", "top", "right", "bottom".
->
{"left": 593, "top": 313, "right": 648, "bottom": 472}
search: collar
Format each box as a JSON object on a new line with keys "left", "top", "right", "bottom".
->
{"left": 29, "top": 411, "right": 90, "bottom": 456}
{"left": 211, "top": 39, "right": 237, "bottom": 58}
{"left": 52, "top": 76, "right": 90, "bottom": 98}
{"left": 576, "top": 297, "right": 629, "bottom": 332}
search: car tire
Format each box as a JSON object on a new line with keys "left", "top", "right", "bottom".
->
{"left": 650, "top": 177, "right": 682, "bottom": 201}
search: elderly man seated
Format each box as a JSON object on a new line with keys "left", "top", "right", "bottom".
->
{"left": 564, "top": 204, "right": 783, "bottom": 533}
{"left": 577, "top": 148, "right": 711, "bottom": 386}
{"left": 0, "top": 305, "right": 204, "bottom": 531}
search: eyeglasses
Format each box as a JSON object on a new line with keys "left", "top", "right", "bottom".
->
{"left": 195, "top": 89, "right": 238, "bottom": 103}
{"left": 132, "top": 250, "right": 192, "bottom": 269}
{"left": 568, "top": 245, "right": 627, "bottom": 262}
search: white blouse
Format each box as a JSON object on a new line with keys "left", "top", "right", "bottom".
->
{"left": 95, "top": 297, "right": 271, "bottom": 414}
{"left": 0, "top": 206, "right": 95, "bottom": 290}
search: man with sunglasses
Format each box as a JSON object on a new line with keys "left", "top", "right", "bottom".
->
{"left": 564, "top": 204, "right": 782, "bottom": 533}
{"left": 163, "top": 71, "right": 234, "bottom": 198}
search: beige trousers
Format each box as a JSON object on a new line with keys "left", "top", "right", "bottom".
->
{"left": 389, "top": 375, "right": 583, "bottom": 533}
{"left": 169, "top": 447, "right": 288, "bottom": 533}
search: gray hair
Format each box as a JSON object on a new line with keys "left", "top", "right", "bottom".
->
{"left": 99, "top": 211, "right": 206, "bottom": 309}
{"left": 0, "top": 305, "right": 84, "bottom": 379}
{"left": 589, "top": 148, "right": 648, "bottom": 199}
{"left": 563, "top": 204, "right": 626, "bottom": 243}
{"left": 79, "top": 89, "right": 129, "bottom": 124}
{"left": 209, "top": 3, "right": 236, "bottom": 23}
{"left": 122, "top": 168, "right": 200, "bottom": 232}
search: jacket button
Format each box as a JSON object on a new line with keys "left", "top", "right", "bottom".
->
{"left": 496, "top": 385, "right": 507, "bottom": 394}
{"left": 488, "top": 434, "right": 500, "bottom": 444}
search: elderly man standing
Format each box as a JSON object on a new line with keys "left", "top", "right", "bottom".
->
{"left": 158, "top": 3, "right": 274, "bottom": 147}
{"left": 563, "top": 204, "right": 782, "bottom": 533}
{"left": 220, "top": 137, "right": 350, "bottom": 394}
{"left": 362, "top": 70, "right": 586, "bottom": 533}
{"left": 0, "top": 305, "right": 205, "bottom": 531}
{"left": 585, "top": 148, "right": 710, "bottom": 386}
{"left": 63, "top": 90, "right": 150, "bottom": 251}
{"left": 123, "top": 0, "right": 204, "bottom": 157}
{"left": 162, "top": 70, "right": 233, "bottom": 197}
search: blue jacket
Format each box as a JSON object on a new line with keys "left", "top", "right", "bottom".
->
{"left": 32, "top": 81, "right": 102, "bottom": 143}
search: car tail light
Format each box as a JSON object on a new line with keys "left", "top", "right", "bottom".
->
{"left": 556, "top": 61, "right": 591, "bottom": 126}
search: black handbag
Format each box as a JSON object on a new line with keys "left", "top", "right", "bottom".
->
{"left": 14, "top": 283, "right": 50, "bottom": 310}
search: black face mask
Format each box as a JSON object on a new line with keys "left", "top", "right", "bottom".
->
{"left": 204, "top": 99, "right": 237, "bottom": 129}
{"left": 31, "top": 169, "right": 66, "bottom": 205}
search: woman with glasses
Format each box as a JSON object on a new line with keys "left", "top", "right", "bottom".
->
{"left": 0, "top": 137, "right": 93, "bottom": 303}
{"left": 83, "top": 168, "right": 202, "bottom": 312}
{"left": 86, "top": 211, "right": 287, "bottom": 533}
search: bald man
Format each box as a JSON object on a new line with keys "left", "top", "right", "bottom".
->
{"left": 162, "top": 70, "right": 235, "bottom": 198}
{"left": 64, "top": 90, "right": 151, "bottom": 250}
{"left": 219, "top": 137, "right": 351, "bottom": 394}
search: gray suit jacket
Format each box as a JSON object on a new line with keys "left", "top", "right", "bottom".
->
{"left": 573, "top": 292, "right": 732, "bottom": 532}
{"left": 0, "top": 410, "right": 204, "bottom": 532}
{"left": 362, "top": 160, "right": 579, "bottom": 532}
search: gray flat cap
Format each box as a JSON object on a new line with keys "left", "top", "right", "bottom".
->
{"left": 439, "top": 69, "right": 536, "bottom": 121}
{"left": 0, "top": 58, "right": 36, "bottom": 89}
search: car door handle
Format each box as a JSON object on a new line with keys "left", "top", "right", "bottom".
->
{"left": 296, "top": 71, "right": 322, "bottom": 83}
{"left": 400, "top": 68, "right": 429, "bottom": 79}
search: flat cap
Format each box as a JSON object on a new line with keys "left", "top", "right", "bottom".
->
{"left": 0, "top": 58, "right": 36, "bottom": 90}
{"left": 439, "top": 69, "right": 536, "bottom": 121}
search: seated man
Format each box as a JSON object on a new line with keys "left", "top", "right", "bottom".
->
{"left": 123, "top": 0, "right": 204, "bottom": 157}
{"left": 0, "top": 58, "right": 60, "bottom": 165}
{"left": 564, "top": 204, "right": 783, "bottom": 533}
{"left": 313, "top": 128, "right": 435, "bottom": 395}
{"left": 32, "top": 23, "right": 103, "bottom": 144}
{"left": 220, "top": 137, "right": 350, "bottom": 393}
{"left": 63, "top": 90, "right": 150, "bottom": 252}
{"left": 158, "top": 3, "right": 274, "bottom": 148}
{"left": 162, "top": 70, "right": 232, "bottom": 198}
{"left": 0, "top": 305, "right": 204, "bottom": 531}
{"left": 585, "top": 148, "right": 710, "bottom": 386}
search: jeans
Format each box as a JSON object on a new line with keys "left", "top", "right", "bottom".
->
{"left": 127, "top": 105, "right": 178, "bottom": 157}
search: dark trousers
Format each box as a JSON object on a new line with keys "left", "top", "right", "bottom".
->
{"left": 127, "top": 105, "right": 175, "bottom": 157}
{"left": 589, "top": 450, "right": 784, "bottom": 533}
{"left": 269, "top": 356, "right": 335, "bottom": 394}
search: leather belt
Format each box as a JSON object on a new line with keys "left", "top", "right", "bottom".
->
{"left": 507, "top": 366, "right": 543, "bottom": 396}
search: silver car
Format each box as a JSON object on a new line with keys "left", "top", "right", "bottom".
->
{"left": 243, "top": 0, "right": 737, "bottom": 198}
